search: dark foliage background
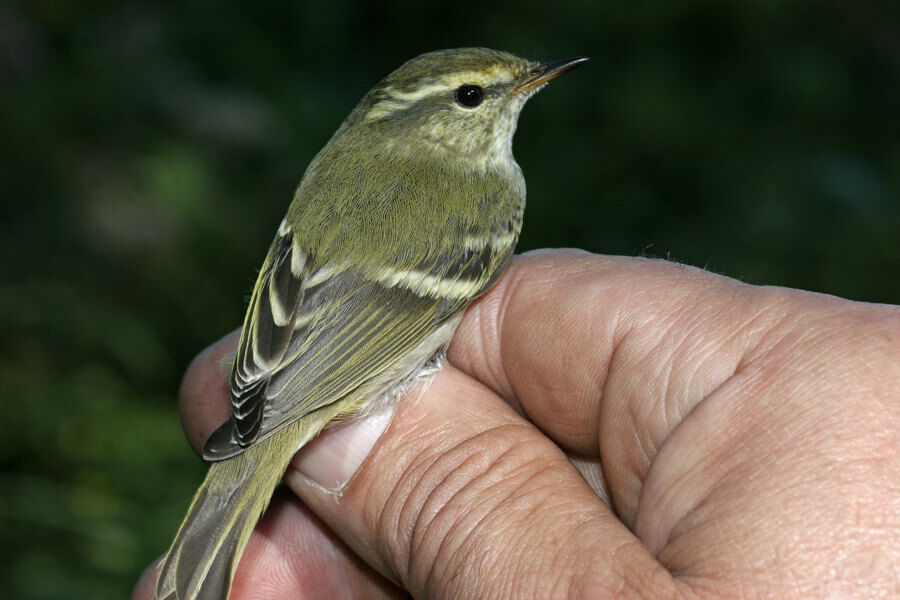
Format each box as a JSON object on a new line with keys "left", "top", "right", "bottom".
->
{"left": 1, "top": 1, "right": 897, "bottom": 598}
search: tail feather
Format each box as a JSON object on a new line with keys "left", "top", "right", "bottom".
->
{"left": 155, "top": 424, "right": 304, "bottom": 600}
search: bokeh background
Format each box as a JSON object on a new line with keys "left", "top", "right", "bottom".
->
{"left": 1, "top": 1, "right": 897, "bottom": 598}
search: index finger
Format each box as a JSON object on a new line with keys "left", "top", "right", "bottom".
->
{"left": 447, "top": 249, "right": 782, "bottom": 456}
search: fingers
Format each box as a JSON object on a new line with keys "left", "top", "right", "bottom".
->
{"left": 285, "top": 367, "right": 678, "bottom": 599}
{"left": 177, "top": 329, "right": 240, "bottom": 456}
{"left": 134, "top": 489, "right": 405, "bottom": 600}
{"left": 156, "top": 330, "right": 405, "bottom": 600}
{"left": 450, "top": 250, "right": 764, "bottom": 447}
{"left": 164, "top": 251, "right": 749, "bottom": 598}
{"left": 230, "top": 489, "right": 403, "bottom": 599}
{"left": 167, "top": 323, "right": 679, "bottom": 599}
{"left": 150, "top": 250, "right": 900, "bottom": 599}
{"left": 448, "top": 250, "right": 795, "bottom": 522}
{"left": 447, "top": 250, "right": 900, "bottom": 596}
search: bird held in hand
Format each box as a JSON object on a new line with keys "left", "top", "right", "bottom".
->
{"left": 156, "top": 47, "right": 587, "bottom": 600}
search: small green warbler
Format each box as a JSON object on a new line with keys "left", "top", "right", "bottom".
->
{"left": 156, "top": 47, "right": 586, "bottom": 600}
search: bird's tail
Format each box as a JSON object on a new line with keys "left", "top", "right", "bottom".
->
{"left": 155, "top": 423, "right": 305, "bottom": 600}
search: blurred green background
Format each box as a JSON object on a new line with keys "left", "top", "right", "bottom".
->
{"left": 1, "top": 1, "right": 897, "bottom": 598}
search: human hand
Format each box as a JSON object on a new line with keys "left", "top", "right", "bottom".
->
{"left": 134, "top": 250, "right": 899, "bottom": 599}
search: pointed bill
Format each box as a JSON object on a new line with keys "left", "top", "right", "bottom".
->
{"left": 516, "top": 56, "right": 590, "bottom": 94}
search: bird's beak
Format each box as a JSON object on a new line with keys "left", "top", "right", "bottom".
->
{"left": 516, "top": 56, "right": 589, "bottom": 94}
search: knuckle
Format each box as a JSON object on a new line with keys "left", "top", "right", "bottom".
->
{"left": 376, "top": 423, "right": 577, "bottom": 597}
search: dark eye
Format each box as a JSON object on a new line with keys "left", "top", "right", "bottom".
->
{"left": 455, "top": 84, "right": 484, "bottom": 108}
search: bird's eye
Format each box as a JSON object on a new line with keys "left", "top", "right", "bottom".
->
{"left": 454, "top": 84, "right": 485, "bottom": 108}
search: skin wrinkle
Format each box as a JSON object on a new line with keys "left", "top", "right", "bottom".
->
{"left": 378, "top": 395, "right": 599, "bottom": 600}
{"left": 429, "top": 482, "right": 511, "bottom": 598}
{"left": 143, "top": 253, "right": 899, "bottom": 600}
{"left": 356, "top": 412, "right": 428, "bottom": 582}
{"left": 675, "top": 505, "right": 746, "bottom": 582}
{"left": 404, "top": 426, "right": 543, "bottom": 595}
{"left": 510, "top": 261, "right": 608, "bottom": 451}
{"left": 361, "top": 502, "right": 401, "bottom": 588}
{"left": 375, "top": 413, "right": 517, "bottom": 586}
{"left": 609, "top": 295, "right": 706, "bottom": 512}
{"left": 546, "top": 513, "right": 611, "bottom": 598}
{"left": 736, "top": 289, "right": 844, "bottom": 371}
{"left": 474, "top": 294, "right": 514, "bottom": 404}
{"left": 636, "top": 389, "right": 735, "bottom": 553}
{"left": 607, "top": 536, "right": 687, "bottom": 600}
{"left": 491, "top": 259, "right": 525, "bottom": 400}
{"left": 649, "top": 457, "right": 727, "bottom": 558}
{"left": 675, "top": 373, "right": 793, "bottom": 540}
{"left": 399, "top": 258, "right": 896, "bottom": 596}
{"left": 412, "top": 434, "right": 527, "bottom": 578}
{"left": 627, "top": 285, "right": 802, "bottom": 548}
{"left": 724, "top": 292, "right": 793, "bottom": 375}
{"left": 600, "top": 327, "right": 645, "bottom": 520}
{"left": 550, "top": 296, "right": 606, "bottom": 448}
{"left": 670, "top": 281, "right": 762, "bottom": 393}
{"left": 660, "top": 473, "right": 748, "bottom": 573}
{"left": 652, "top": 340, "right": 884, "bottom": 592}
{"left": 381, "top": 419, "right": 451, "bottom": 582}
{"left": 432, "top": 458, "right": 588, "bottom": 599}
{"left": 666, "top": 295, "right": 745, "bottom": 416}
{"left": 428, "top": 470, "right": 530, "bottom": 598}
{"left": 544, "top": 555, "right": 577, "bottom": 600}
{"left": 626, "top": 380, "right": 656, "bottom": 494}
{"left": 658, "top": 346, "right": 679, "bottom": 435}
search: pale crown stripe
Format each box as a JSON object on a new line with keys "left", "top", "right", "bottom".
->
{"left": 384, "top": 83, "right": 454, "bottom": 102}
{"left": 365, "top": 100, "right": 413, "bottom": 121}
{"left": 367, "top": 70, "right": 512, "bottom": 121}
{"left": 383, "top": 71, "right": 509, "bottom": 103}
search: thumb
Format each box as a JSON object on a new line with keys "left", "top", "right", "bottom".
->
{"left": 284, "top": 366, "right": 677, "bottom": 599}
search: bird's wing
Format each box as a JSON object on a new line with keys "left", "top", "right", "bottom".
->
{"left": 202, "top": 222, "right": 510, "bottom": 461}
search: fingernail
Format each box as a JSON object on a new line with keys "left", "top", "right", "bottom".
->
{"left": 290, "top": 407, "right": 393, "bottom": 491}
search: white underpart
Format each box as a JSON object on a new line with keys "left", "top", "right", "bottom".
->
{"left": 357, "top": 313, "right": 462, "bottom": 417}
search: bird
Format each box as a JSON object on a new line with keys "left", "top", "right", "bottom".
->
{"left": 155, "top": 47, "right": 587, "bottom": 600}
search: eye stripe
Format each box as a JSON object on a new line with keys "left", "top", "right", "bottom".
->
{"left": 384, "top": 83, "right": 451, "bottom": 102}
{"left": 364, "top": 70, "right": 513, "bottom": 121}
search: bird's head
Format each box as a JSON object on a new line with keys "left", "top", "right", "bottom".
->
{"left": 341, "top": 48, "right": 587, "bottom": 172}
